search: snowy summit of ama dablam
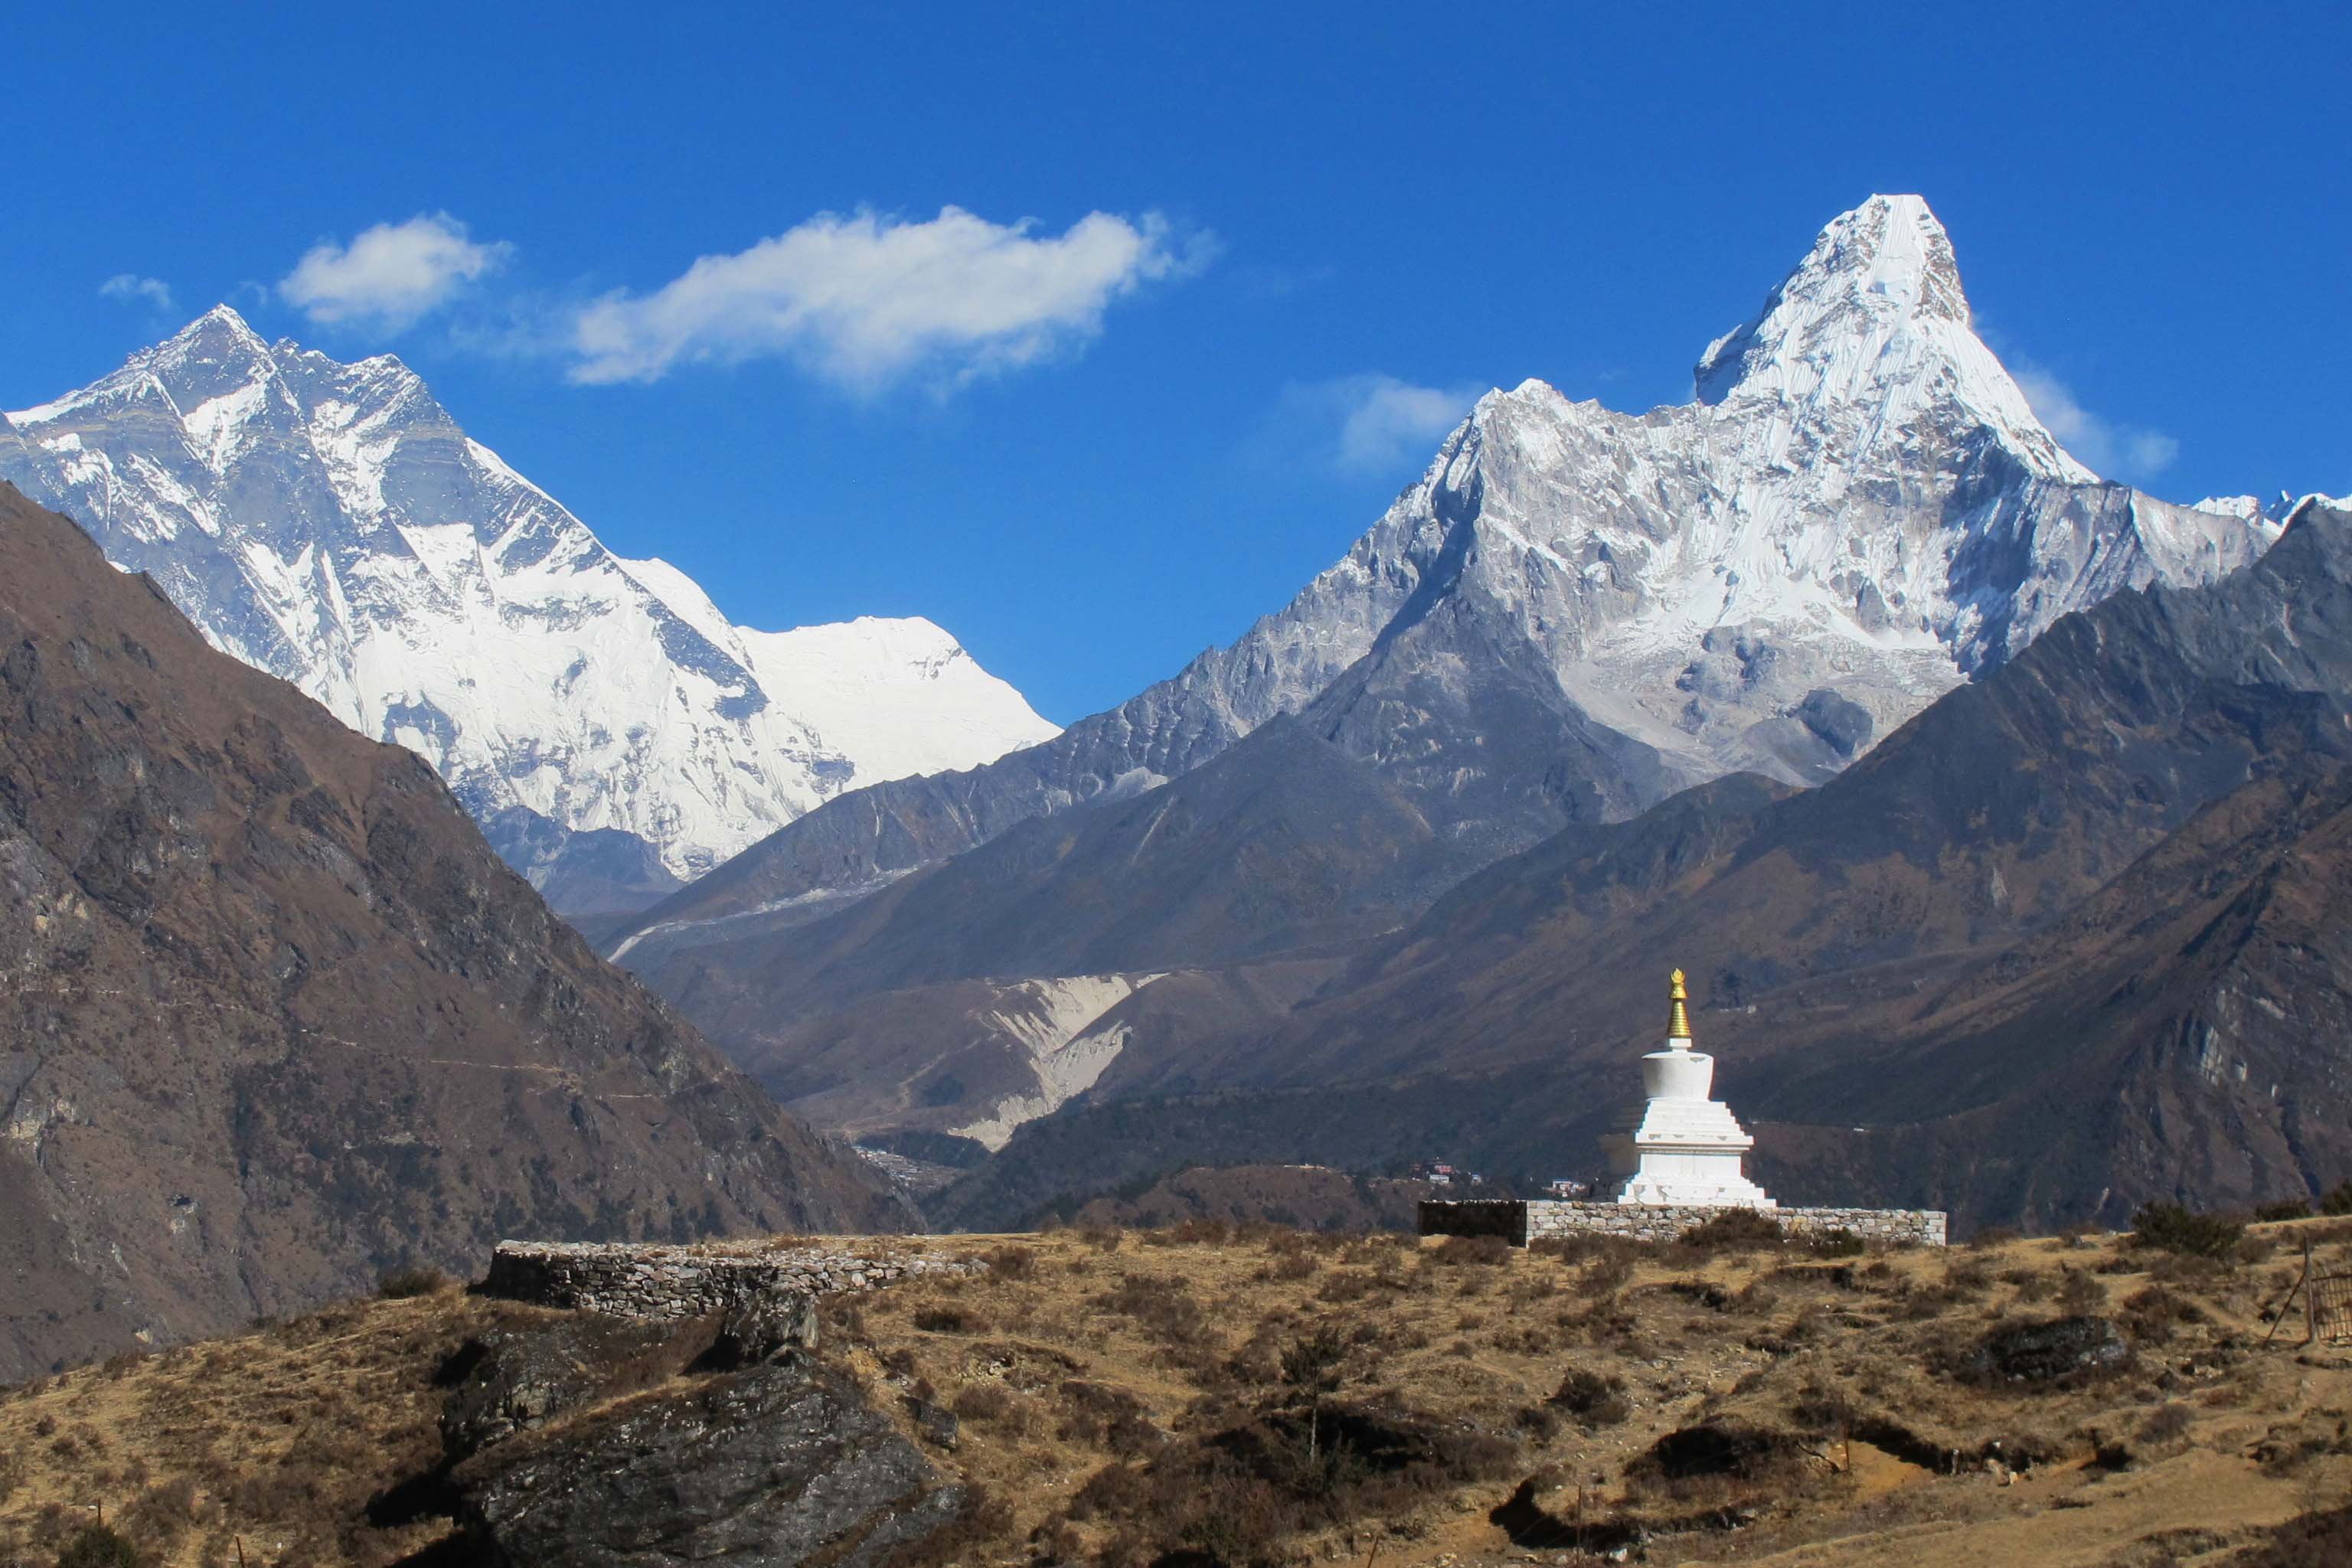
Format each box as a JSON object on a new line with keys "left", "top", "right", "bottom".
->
{"left": 599, "top": 193, "right": 2290, "bottom": 995}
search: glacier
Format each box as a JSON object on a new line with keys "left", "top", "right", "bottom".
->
{"left": 0, "top": 308, "right": 1057, "bottom": 906}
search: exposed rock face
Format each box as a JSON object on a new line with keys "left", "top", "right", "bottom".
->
{"left": 0, "top": 484, "right": 907, "bottom": 1380}
{"left": 0, "top": 312, "right": 1055, "bottom": 906}
{"left": 452, "top": 1350, "right": 965, "bottom": 1568}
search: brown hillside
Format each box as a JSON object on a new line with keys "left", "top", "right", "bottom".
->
{"left": 0, "top": 484, "right": 906, "bottom": 1380}
{"left": 0, "top": 1220, "right": 2347, "bottom": 1567}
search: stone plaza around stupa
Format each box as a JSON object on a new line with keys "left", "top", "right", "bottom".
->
{"left": 1420, "top": 966, "right": 1947, "bottom": 1247}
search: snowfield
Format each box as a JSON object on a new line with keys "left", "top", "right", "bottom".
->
{"left": 0, "top": 310, "right": 1057, "bottom": 884}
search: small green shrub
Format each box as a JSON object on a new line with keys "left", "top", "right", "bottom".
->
{"left": 2321, "top": 1182, "right": 2352, "bottom": 1218}
{"left": 2130, "top": 1203, "right": 2244, "bottom": 1260}
{"left": 985, "top": 1245, "right": 1037, "bottom": 1281}
{"left": 2255, "top": 1199, "right": 2314, "bottom": 1223}
{"left": 1677, "top": 1210, "right": 1786, "bottom": 1250}
{"left": 2057, "top": 1269, "right": 2106, "bottom": 1315}
{"left": 56, "top": 1524, "right": 142, "bottom": 1568}
{"left": 377, "top": 1266, "right": 449, "bottom": 1299}
{"left": 1548, "top": 1367, "right": 1631, "bottom": 1426}
{"left": 1807, "top": 1227, "right": 1867, "bottom": 1258}
{"left": 1431, "top": 1233, "right": 1512, "bottom": 1266}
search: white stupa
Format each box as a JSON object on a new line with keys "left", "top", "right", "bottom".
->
{"left": 1600, "top": 969, "right": 1776, "bottom": 1208}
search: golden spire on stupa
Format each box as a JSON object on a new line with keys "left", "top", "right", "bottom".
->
{"left": 1668, "top": 967, "right": 1693, "bottom": 1043}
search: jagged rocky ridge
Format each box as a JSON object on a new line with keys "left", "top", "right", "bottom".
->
{"left": 612, "top": 194, "right": 2284, "bottom": 1155}
{"left": 932, "top": 502, "right": 2352, "bottom": 1233}
{"left": 0, "top": 483, "right": 909, "bottom": 1380}
{"left": 0, "top": 312, "right": 1057, "bottom": 912}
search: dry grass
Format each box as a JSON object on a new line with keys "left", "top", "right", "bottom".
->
{"left": 0, "top": 1280, "right": 497, "bottom": 1568}
{"left": 0, "top": 1218, "right": 2346, "bottom": 1568}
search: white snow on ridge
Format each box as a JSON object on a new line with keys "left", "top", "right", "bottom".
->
{"left": 740, "top": 616, "right": 1054, "bottom": 789}
{"left": 988, "top": 193, "right": 2287, "bottom": 814}
{"left": 0, "top": 306, "right": 1060, "bottom": 884}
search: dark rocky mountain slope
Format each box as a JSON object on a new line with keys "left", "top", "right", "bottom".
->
{"left": 935, "top": 505, "right": 2352, "bottom": 1233}
{"left": 612, "top": 195, "right": 2276, "bottom": 1164}
{"left": 0, "top": 484, "right": 906, "bottom": 1380}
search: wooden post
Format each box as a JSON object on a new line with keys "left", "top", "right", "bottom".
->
{"left": 2264, "top": 1242, "right": 2312, "bottom": 1348}
{"left": 234, "top": 1537, "right": 247, "bottom": 1568}
{"left": 2308, "top": 1239, "right": 2321, "bottom": 1348}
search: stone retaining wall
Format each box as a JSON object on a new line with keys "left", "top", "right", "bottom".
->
{"left": 1421, "top": 1200, "right": 1947, "bottom": 1248}
{"left": 482, "top": 1240, "right": 982, "bottom": 1321}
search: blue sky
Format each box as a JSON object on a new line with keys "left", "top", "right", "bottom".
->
{"left": 6, "top": 2, "right": 2346, "bottom": 723}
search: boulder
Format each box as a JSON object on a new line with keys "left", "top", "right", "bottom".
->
{"left": 438, "top": 1316, "right": 704, "bottom": 1462}
{"left": 1955, "top": 1315, "right": 2132, "bottom": 1386}
{"left": 904, "top": 1396, "right": 961, "bottom": 1452}
{"left": 453, "top": 1351, "right": 964, "bottom": 1568}
{"left": 707, "top": 1292, "right": 820, "bottom": 1367}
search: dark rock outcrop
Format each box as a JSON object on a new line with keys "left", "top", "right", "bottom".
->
{"left": 452, "top": 1350, "right": 965, "bottom": 1568}
{"left": 708, "top": 1292, "right": 822, "bottom": 1367}
{"left": 1953, "top": 1315, "right": 2133, "bottom": 1387}
{"left": 439, "top": 1316, "right": 706, "bottom": 1462}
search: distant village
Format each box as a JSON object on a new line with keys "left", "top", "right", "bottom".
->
{"left": 1406, "top": 1158, "right": 1590, "bottom": 1198}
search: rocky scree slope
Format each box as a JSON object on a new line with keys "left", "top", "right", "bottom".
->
{"left": 0, "top": 309, "right": 1055, "bottom": 912}
{"left": 638, "top": 717, "right": 1455, "bottom": 1148}
{"left": 933, "top": 505, "right": 2352, "bottom": 1233}
{"left": 0, "top": 485, "right": 907, "bottom": 1381}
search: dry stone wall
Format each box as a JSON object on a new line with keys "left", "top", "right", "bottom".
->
{"left": 1421, "top": 1200, "right": 1946, "bottom": 1247}
{"left": 482, "top": 1240, "right": 982, "bottom": 1321}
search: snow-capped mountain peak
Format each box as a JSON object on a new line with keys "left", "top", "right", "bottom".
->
{"left": 2, "top": 312, "right": 1059, "bottom": 903}
{"left": 603, "top": 191, "right": 2287, "bottom": 958}
{"left": 1695, "top": 193, "right": 2092, "bottom": 485}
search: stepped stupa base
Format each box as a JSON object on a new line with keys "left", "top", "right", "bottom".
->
{"left": 1419, "top": 1198, "right": 1945, "bottom": 1247}
{"left": 1614, "top": 1173, "right": 1778, "bottom": 1208}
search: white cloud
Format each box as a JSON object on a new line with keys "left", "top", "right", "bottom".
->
{"left": 100, "top": 274, "right": 174, "bottom": 311}
{"left": 279, "top": 214, "right": 511, "bottom": 330}
{"left": 567, "top": 205, "right": 1210, "bottom": 390}
{"left": 2014, "top": 362, "right": 2179, "bottom": 479}
{"left": 1272, "top": 374, "right": 1481, "bottom": 475}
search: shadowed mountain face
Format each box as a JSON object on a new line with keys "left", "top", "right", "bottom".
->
{"left": 932, "top": 506, "right": 2352, "bottom": 1233}
{"left": 620, "top": 718, "right": 1447, "bottom": 1145}
{"left": 0, "top": 485, "right": 908, "bottom": 1380}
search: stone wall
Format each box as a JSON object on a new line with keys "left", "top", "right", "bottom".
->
{"left": 482, "top": 1240, "right": 982, "bottom": 1322}
{"left": 1420, "top": 1200, "right": 1947, "bottom": 1248}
